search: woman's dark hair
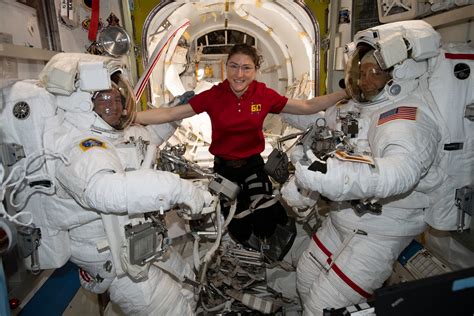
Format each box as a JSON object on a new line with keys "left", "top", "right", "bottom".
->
{"left": 227, "top": 44, "right": 263, "bottom": 69}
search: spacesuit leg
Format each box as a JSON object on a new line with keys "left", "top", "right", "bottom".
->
{"left": 108, "top": 263, "right": 195, "bottom": 316}
{"left": 296, "top": 217, "right": 343, "bottom": 312}
{"left": 71, "top": 222, "right": 197, "bottom": 314}
{"left": 69, "top": 220, "right": 117, "bottom": 294}
{"left": 158, "top": 248, "right": 197, "bottom": 307}
{"left": 297, "top": 216, "right": 414, "bottom": 315}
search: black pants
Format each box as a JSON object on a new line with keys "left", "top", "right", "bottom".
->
{"left": 213, "top": 154, "right": 288, "bottom": 245}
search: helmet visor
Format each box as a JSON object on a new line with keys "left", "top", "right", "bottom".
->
{"left": 92, "top": 73, "right": 135, "bottom": 130}
{"left": 345, "top": 46, "right": 391, "bottom": 103}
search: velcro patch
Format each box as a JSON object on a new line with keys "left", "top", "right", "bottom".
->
{"left": 79, "top": 138, "right": 106, "bottom": 151}
{"left": 377, "top": 106, "right": 417, "bottom": 126}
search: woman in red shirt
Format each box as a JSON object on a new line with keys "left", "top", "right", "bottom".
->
{"left": 135, "top": 44, "right": 347, "bottom": 255}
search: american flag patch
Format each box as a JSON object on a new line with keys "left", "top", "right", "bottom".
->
{"left": 377, "top": 106, "right": 417, "bottom": 126}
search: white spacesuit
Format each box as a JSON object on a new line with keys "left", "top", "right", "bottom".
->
{"left": 22, "top": 53, "right": 209, "bottom": 315}
{"left": 282, "top": 21, "right": 444, "bottom": 314}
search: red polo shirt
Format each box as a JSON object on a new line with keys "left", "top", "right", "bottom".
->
{"left": 189, "top": 80, "right": 288, "bottom": 160}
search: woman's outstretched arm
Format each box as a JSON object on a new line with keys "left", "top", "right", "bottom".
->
{"left": 282, "top": 90, "right": 348, "bottom": 115}
{"left": 134, "top": 103, "right": 197, "bottom": 125}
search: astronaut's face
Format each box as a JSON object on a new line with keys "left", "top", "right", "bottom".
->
{"left": 226, "top": 53, "right": 256, "bottom": 97}
{"left": 92, "top": 89, "right": 123, "bottom": 128}
{"left": 358, "top": 61, "right": 391, "bottom": 100}
{"left": 345, "top": 47, "right": 393, "bottom": 103}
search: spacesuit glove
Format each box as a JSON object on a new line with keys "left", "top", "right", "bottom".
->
{"left": 190, "top": 180, "right": 214, "bottom": 209}
{"left": 281, "top": 176, "right": 319, "bottom": 210}
{"left": 290, "top": 145, "right": 321, "bottom": 166}
{"left": 304, "top": 148, "right": 319, "bottom": 163}
{"left": 177, "top": 90, "right": 195, "bottom": 105}
{"left": 169, "top": 91, "right": 195, "bottom": 107}
{"left": 289, "top": 144, "right": 305, "bottom": 165}
{"left": 295, "top": 157, "right": 376, "bottom": 201}
{"left": 294, "top": 161, "right": 326, "bottom": 196}
{"left": 199, "top": 191, "right": 221, "bottom": 219}
{"left": 176, "top": 180, "right": 210, "bottom": 219}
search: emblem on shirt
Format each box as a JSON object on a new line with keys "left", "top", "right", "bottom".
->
{"left": 377, "top": 106, "right": 417, "bottom": 126}
{"left": 251, "top": 103, "right": 262, "bottom": 113}
{"left": 79, "top": 138, "right": 107, "bottom": 151}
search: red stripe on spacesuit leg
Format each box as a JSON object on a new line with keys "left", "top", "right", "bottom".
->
{"left": 444, "top": 53, "right": 474, "bottom": 60}
{"left": 312, "top": 233, "right": 332, "bottom": 257}
{"left": 312, "top": 234, "right": 371, "bottom": 299}
{"left": 79, "top": 268, "right": 92, "bottom": 282}
{"left": 329, "top": 264, "right": 371, "bottom": 299}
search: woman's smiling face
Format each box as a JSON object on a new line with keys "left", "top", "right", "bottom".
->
{"left": 226, "top": 53, "right": 256, "bottom": 97}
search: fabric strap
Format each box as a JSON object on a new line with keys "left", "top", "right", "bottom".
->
{"left": 232, "top": 194, "right": 279, "bottom": 219}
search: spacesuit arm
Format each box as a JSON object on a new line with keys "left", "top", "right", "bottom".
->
{"left": 84, "top": 169, "right": 206, "bottom": 215}
{"left": 124, "top": 123, "right": 177, "bottom": 146}
{"left": 295, "top": 146, "right": 420, "bottom": 201}
{"left": 56, "top": 141, "right": 207, "bottom": 215}
{"left": 295, "top": 113, "right": 440, "bottom": 201}
{"left": 144, "top": 124, "right": 177, "bottom": 145}
{"left": 280, "top": 112, "right": 325, "bottom": 131}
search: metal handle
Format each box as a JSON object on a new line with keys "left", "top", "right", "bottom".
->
{"left": 276, "top": 126, "right": 313, "bottom": 152}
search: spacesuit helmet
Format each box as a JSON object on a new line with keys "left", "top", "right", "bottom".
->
{"left": 91, "top": 71, "right": 135, "bottom": 131}
{"left": 344, "top": 21, "right": 442, "bottom": 104}
{"left": 345, "top": 43, "right": 392, "bottom": 103}
{"left": 39, "top": 53, "right": 137, "bottom": 132}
